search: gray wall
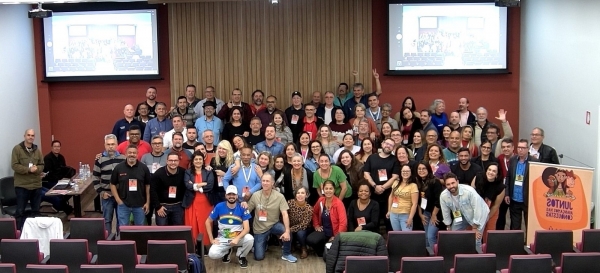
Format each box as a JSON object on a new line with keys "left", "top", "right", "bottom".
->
{"left": 520, "top": 0, "right": 600, "bottom": 220}
{"left": 0, "top": 5, "right": 41, "bottom": 177}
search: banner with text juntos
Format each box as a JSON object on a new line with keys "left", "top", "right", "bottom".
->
{"left": 527, "top": 162, "right": 594, "bottom": 246}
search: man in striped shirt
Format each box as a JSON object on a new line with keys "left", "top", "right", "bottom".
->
{"left": 93, "top": 134, "right": 125, "bottom": 234}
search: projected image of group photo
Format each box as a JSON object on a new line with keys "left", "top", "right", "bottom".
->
{"left": 388, "top": 3, "right": 507, "bottom": 74}
{"left": 43, "top": 10, "right": 159, "bottom": 78}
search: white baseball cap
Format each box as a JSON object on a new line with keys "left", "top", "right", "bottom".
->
{"left": 226, "top": 185, "right": 238, "bottom": 195}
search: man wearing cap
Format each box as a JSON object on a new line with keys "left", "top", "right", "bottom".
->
{"left": 195, "top": 100, "right": 223, "bottom": 146}
{"left": 257, "top": 95, "right": 286, "bottom": 132}
{"left": 194, "top": 85, "right": 225, "bottom": 118}
{"left": 285, "top": 91, "right": 306, "bottom": 143}
{"left": 206, "top": 185, "right": 254, "bottom": 269}
{"left": 218, "top": 88, "right": 254, "bottom": 124}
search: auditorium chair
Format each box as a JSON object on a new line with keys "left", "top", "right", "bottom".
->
{"left": 387, "top": 231, "right": 429, "bottom": 272}
{"left": 45, "top": 239, "right": 94, "bottom": 273}
{"left": 96, "top": 241, "right": 141, "bottom": 272}
{"left": 500, "top": 254, "right": 552, "bottom": 273}
{"left": 145, "top": 240, "right": 188, "bottom": 272}
{"left": 344, "top": 256, "right": 388, "bottom": 273}
{"left": 449, "top": 254, "right": 496, "bottom": 273}
{"left": 0, "top": 239, "right": 44, "bottom": 272}
{"left": 482, "top": 230, "right": 528, "bottom": 270}
{"left": 398, "top": 257, "right": 444, "bottom": 273}
{"left": 26, "top": 265, "right": 68, "bottom": 273}
{"left": 0, "top": 218, "right": 20, "bottom": 241}
{"left": 433, "top": 231, "right": 478, "bottom": 273}
{"left": 0, "top": 264, "right": 15, "bottom": 273}
{"left": 79, "top": 265, "right": 123, "bottom": 273}
{"left": 0, "top": 176, "right": 31, "bottom": 217}
{"left": 135, "top": 264, "right": 178, "bottom": 273}
{"left": 119, "top": 226, "right": 201, "bottom": 256}
{"left": 575, "top": 229, "right": 600, "bottom": 252}
{"left": 554, "top": 252, "right": 600, "bottom": 273}
{"left": 528, "top": 230, "right": 578, "bottom": 266}
{"left": 66, "top": 218, "right": 115, "bottom": 255}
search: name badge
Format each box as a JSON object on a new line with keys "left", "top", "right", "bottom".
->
{"left": 308, "top": 131, "right": 313, "bottom": 140}
{"left": 28, "top": 163, "right": 33, "bottom": 168}
{"left": 129, "top": 179, "right": 138, "bottom": 191}
{"left": 515, "top": 181, "right": 523, "bottom": 187}
{"left": 168, "top": 186, "right": 177, "bottom": 198}
{"left": 421, "top": 198, "right": 428, "bottom": 210}
{"left": 291, "top": 115, "right": 299, "bottom": 125}
{"left": 378, "top": 169, "right": 388, "bottom": 182}
{"left": 453, "top": 210, "right": 463, "bottom": 223}
{"left": 218, "top": 176, "right": 223, "bottom": 187}
{"left": 357, "top": 217, "right": 366, "bottom": 226}
{"left": 258, "top": 210, "right": 268, "bottom": 221}
{"left": 392, "top": 196, "right": 399, "bottom": 208}
{"left": 243, "top": 186, "right": 250, "bottom": 196}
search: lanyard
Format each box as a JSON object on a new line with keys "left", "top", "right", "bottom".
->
{"left": 369, "top": 107, "right": 381, "bottom": 120}
{"left": 451, "top": 194, "right": 461, "bottom": 211}
{"left": 242, "top": 164, "right": 252, "bottom": 183}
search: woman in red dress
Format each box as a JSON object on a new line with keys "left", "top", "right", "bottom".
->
{"left": 183, "top": 151, "right": 215, "bottom": 249}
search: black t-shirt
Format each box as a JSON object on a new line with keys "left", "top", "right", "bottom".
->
{"left": 110, "top": 161, "right": 151, "bottom": 207}
{"left": 363, "top": 154, "right": 399, "bottom": 201}
{"left": 451, "top": 163, "right": 483, "bottom": 185}
{"left": 475, "top": 175, "right": 506, "bottom": 206}
{"left": 471, "top": 156, "right": 499, "bottom": 175}
{"left": 246, "top": 133, "right": 266, "bottom": 147}
{"left": 346, "top": 199, "right": 380, "bottom": 233}
{"left": 150, "top": 166, "right": 186, "bottom": 210}
{"left": 222, "top": 122, "right": 250, "bottom": 144}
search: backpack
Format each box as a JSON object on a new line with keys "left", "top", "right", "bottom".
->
{"left": 188, "top": 253, "right": 206, "bottom": 273}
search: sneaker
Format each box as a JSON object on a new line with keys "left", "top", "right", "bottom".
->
{"left": 222, "top": 248, "right": 232, "bottom": 263}
{"left": 281, "top": 254, "right": 297, "bottom": 263}
{"left": 238, "top": 256, "right": 248, "bottom": 268}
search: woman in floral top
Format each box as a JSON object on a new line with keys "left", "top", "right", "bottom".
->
{"left": 287, "top": 186, "right": 313, "bottom": 259}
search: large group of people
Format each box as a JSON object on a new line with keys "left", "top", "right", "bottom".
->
{"left": 9, "top": 69, "right": 561, "bottom": 269}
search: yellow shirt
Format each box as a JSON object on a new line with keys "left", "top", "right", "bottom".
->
{"left": 390, "top": 182, "right": 419, "bottom": 214}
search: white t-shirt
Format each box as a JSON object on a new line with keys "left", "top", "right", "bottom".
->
{"left": 324, "top": 106, "right": 334, "bottom": 125}
{"left": 163, "top": 128, "right": 188, "bottom": 149}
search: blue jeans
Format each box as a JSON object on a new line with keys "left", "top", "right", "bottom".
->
{"left": 15, "top": 187, "right": 42, "bottom": 230}
{"left": 155, "top": 204, "right": 184, "bottom": 226}
{"left": 423, "top": 211, "right": 438, "bottom": 248}
{"left": 452, "top": 219, "right": 484, "bottom": 248}
{"left": 390, "top": 213, "right": 413, "bottom": 231}
{"left": 253, "top": 222, "right": 292, "bottom": 260}
{"left": 101, "top": 196, "right": 119, "bottom": 233}
{"left": 117, "top": 204, "right": 145, "bottom": 226}
{"left": 292, "top": 229, "right": 308, "bottom": 247}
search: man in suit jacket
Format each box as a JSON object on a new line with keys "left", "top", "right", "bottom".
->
{"left": 504, "top": 139, "right": 538, "bottom": 230}
{"left": 529, "top": 127, "right": 560, "bottom": 164}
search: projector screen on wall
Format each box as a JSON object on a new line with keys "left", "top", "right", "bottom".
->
{"left": 388, "top": 0, "right": 508, "bottom": 75}
{"left": 42, "top": 9, "right": 160, "bottom": 81}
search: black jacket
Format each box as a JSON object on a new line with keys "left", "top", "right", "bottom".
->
{"left": 534, "top": 143, "right": 560, "bottom": 164}
{"left": 505, "top": 155, "right": 538, "bottom": 206}
{"left": 282, "top": 167, "right": 317, "bottom": 205}
{"left": 325, "top": 231, "right": 388, "bottom": 273}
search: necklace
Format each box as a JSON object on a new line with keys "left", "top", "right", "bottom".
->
{"left": 292, "top": 169, "right": 304, "bottom": 191}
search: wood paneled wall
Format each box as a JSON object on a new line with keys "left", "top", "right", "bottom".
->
{"left": 168, "top": 0, "right": 372, "bottom": 108}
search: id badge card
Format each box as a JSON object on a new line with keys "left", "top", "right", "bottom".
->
{"left": 515, "top": 174, "right": 524, "bottom": 186}
{"left": 357, "top": 217, "right": 366, "bottom": 226}
{"left": 218, "top": 176, "right": 224, "bottom": 187}
{"left": 392, "top": 196, "right": 399, "bottom": 208}
{"left": 28, "top": 163, "right": 33, "bottom": 168}
{"left": 378, "top": 169, "right": 388, "bottom": 182}
{"left": 291, "top": 115, "right": 299, "bottom": 125}
{"left": 258, "top": 209, "right": 268, "bottom": 221}
{"left": 453, "top": 210, "right": 463, "bottom": 223}
{"left": 308, "top": 131, "right": 313, "bottom": 140}
{"left": 168, "top": 186, "right": 177, "bottom": 198}
{"left": 128, "top": 179, "right": 138, "bottom": 191}
{"left": 421, "top": 198, "right": 428, "bottom": 210}
{"left": 243, "top": 186, "right": 250, "bottom": 196}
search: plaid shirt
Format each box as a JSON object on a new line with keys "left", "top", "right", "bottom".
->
{"left": 170, "top": 107, "right": 197, "bottom": 127}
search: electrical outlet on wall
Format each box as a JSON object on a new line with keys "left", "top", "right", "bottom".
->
{"left": 586, "top": 111, "right": 591, "bottom": 125}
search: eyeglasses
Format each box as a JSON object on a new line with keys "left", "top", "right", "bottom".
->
{"left": 129, "top": 133, "right": 140, "bottom": 136}
{"left": 530, "top": 133, "right": 542, "bottom": 137}
{"left": 426, "top": 135, "right": 437, "bottom": 138}
{"left": 151, "top": 142, "right": 163, "bottom": 145}
{"left": 167, "top": 159, "right": 179, "bottom": 163}
{"left": 401, "top": 170, "right": 411, "bottom": 173}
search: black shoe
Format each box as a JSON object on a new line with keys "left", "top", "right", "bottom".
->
{"left": 222, "top": 248, "right": 232, "bottom": 263}
{"left": 238, "top": 256, "right": 248, "bottom": 268}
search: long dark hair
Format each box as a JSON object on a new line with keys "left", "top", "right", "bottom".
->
{"left": 474, "top": 162, "right": 503, "bottom": 196}
{"left": 190, "top": 151, "right": 206, "bottom": 172}
{"left": 415, "top": 161, "right": 435, "bottom": 191}
{"left": 402, "top": 96, "right": 417, "bottom": 113}
{"left": 307, "top": 140, "right": 325, "bottom": 159}
{"left": 336, "top": 150, "right": 363, "bottom": 191}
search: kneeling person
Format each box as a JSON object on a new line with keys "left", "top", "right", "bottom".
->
{"left": 206, "top": 186, "right": 253, "bottom": 269}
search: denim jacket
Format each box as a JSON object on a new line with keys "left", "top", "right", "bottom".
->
{"left": 440, "top": 184, "right": 489, "bottom": 228}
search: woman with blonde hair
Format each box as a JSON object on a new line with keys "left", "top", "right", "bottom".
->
{"left": 209, "top": 140, "right": 235, "bottom": 203}
{"left": 316, "top": 124, "right": 339, "bottom": 156}
{"left": 460, "top": 125, "right": 479, "bottom": 157}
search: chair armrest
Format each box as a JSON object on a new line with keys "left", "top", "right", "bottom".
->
{"left": 63, "top": 232, "right": 70, "bottom": 239}
{"left": 450, "top": 268, "right": 455, "bottom": 273}
{"left": 575, "top": 242, "right": 583, "bottom": 252}
{"left": 41, "top": 255, "right": 50, "bottom": 264}
{"left": 106, "top": 232, "right": 116, "bottom": 241}
{"left": 573, "top": 246, "right": 581, "bottom": 253}
{"left": 426, "top": 246, "right": 434, "bottom": 256}
{"left": 555, "top": 266, "right": 562, "bottom": 273}
{"left": 524, "top": 246, "right": 534, "bottom": 255}
{"left": 90, "top": 255, "right": 97, "bottom": 264}
{"left": 500, "top": 270, "right": 508, "bottom": 273}
{"left": 140, "top": 255, "right": 147, "bottom": 264}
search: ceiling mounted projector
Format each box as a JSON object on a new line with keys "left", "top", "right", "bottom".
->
{"left": 29, "top": 2, "right": 52, "bottom": 18}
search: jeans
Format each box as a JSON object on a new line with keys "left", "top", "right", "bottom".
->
{"left": 292, "top": 229, "right": 308, "bottom": 247}
{"left": 101, "top": 196, "right": 119, "bottom": 233}
{"left": 15, "top": 187, "right": 42, "bottom": 230}
{"left": 253, "top": 222, "right": 292, "bottom": 260}
{"left": 390, "top": 213, "right": 413, "bottom": 231}
{"left": 155, "top": 203, "right": 184, "bottom": 226}
{"left": 423, "top": 211, "right": 438, "bottom": 248}
{"left": 452, "top": 219, "right": 484, "bottom": 248}
{"left": 117, "top": 204, "right": 146, "bottom": 226}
